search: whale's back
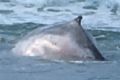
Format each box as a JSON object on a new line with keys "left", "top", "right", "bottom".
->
{"left": 12, "top": 16, "right": 105, "bottom": 61}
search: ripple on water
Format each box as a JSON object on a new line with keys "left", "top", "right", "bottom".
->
{"left": 0, "top": 9, "right": 14, "bottom": 14}
{"left": 0, "top": 0, "right": 10, "bottom": 2}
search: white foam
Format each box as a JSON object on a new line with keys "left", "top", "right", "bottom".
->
{"left": 0, "top": 0, "right": 120, "bottom": 30}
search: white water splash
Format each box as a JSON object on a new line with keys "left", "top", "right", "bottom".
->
{"left": 0, "top": 0, "right": 120, "bottom": 31}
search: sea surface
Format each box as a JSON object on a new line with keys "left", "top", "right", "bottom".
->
{"left": 0, "top": 0, "right": 120, "bottom": 80}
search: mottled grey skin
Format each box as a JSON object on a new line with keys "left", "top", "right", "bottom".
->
{"left": 12, "top": 16, "right": 105, "bottom": 61}
{"left": 74, "top": 16, "right": 105, "bottom": 60}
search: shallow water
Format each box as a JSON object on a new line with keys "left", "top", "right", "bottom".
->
{"left": 0, "top": 0, "right": 120, "bottom": 80}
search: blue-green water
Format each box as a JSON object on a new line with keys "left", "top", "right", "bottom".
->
{"left": 0, "top": 0, "right": 120, "bottom": 80}
{"left": 0, "top": 23, "right": 120, "bottom": 80}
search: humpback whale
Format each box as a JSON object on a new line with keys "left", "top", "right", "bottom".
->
{"left": 12, "top": 16, "right": 105, "bottom": 61}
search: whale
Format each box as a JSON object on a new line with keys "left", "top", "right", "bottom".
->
{"left": 12, "top": 16, "right": 105, "bottom": 61}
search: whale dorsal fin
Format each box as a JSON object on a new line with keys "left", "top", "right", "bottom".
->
{"left": 75, "top": 16, "right": 83, "bottom": 25}
{"left": 74, "top": 16, "right": 105, "bottom": 60}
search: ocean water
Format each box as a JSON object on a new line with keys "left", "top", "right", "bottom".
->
{"left": 0, "top": 0, "right": 120, "bottom": 80}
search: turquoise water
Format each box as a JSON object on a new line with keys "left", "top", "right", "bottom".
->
{"left": 0, "top": 0, "right": 120, "bottom": 80}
